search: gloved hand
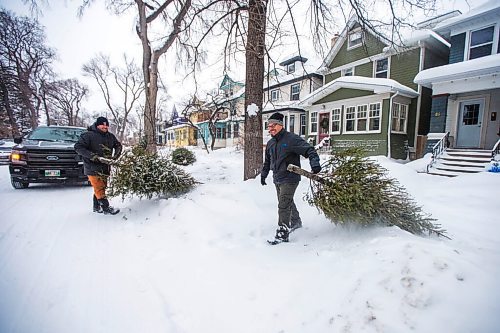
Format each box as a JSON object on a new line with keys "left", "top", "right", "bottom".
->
{"left": 261, "top": 177, "right": 267, "bottom": 186}
{"left": 311, "top": 165, "right": 321, "bottom": 174}
{"left": 97, "top": 156, "right": 112, "bottom": 164}
{"left": 90, "top": 154, "right": 100, "bottom": 162}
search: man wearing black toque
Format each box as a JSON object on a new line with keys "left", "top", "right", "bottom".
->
{"left": 261, "top": 112, "right": 321, "bottom": 245}
{"left": 75, "top": 116, "right": 122, "bottom": 215}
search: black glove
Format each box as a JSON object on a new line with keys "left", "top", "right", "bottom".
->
{"left": 261, "top": 177, "right": 267, "bottom": 186}
{"left": 311, "top": 165, "right": 321, "bottom": 174}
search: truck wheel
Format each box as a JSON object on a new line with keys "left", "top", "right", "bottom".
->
{"left": 11, "top": 179, "right": 29, "bottom": 189}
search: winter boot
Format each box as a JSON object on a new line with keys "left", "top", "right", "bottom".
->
{"left": 267, "top": 225, "right": 290, "bottom": 245}
{"left": 290, "top": 221, "right": 302, "bottom": 232}
{"left": 98, "top": 198, "right": 120, "bottom": 215}
{"left": 93, "top": 195, "right": 103, "bottom": 213}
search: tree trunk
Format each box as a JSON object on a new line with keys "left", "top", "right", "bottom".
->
{"left": 0, "top": 69, "right": 20, "bottom": 137}
{"left": 144, "top": 53, "right": 159, "bottom": 152}
{"left": 243, "top": 0, "right": 267, "bottom": 181}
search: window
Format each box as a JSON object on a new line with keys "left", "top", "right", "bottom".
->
{"left": 369, "top": 103, "right": 381, "bottom": 131}
{"left": 300, "top": 114, "right": 306, "bottom": 136}
{"left": 227, "top": 123, "right": 232, "bottom": 138}
{"left": 375, "top": 58, "right": 388, "bottom": 78}
{"left": 342, "top": 67, "right": 354, "bottom": 76}
{"left": 216, "top": 127, "right": 226, "bottom": 139}
{"left": 290, "top": 83, "right": 300, "bottom": 101}
{"left": 391, "top": 103, "right": 408, "bottom": 133}
{"left": 348, "top": 30, "right": 363, "bottom": 49}
{"left": 331, "top": 108, "right": 341, "bottom": 133}
{"left": 271, "top": 89, "right": 280, "bottom": 101}
{"left": 233, "top": 123, "right": 239, "bottom": 138}
{"left": 289, "top": 115, "right": 295, "bottom": 134}
{"left": 345, "top": 103, "right": 381, "bottom": 133}
{"left": 469, "top": 26, "right": 494, "bottom": 60}
{"left": 345, "top": 106, "right": 356, "bottom": 132}
{"left": 356, "top": 105, "right": 368, "bottom": 131}
{"left": 310, "top": 111, "right": 318, "bottom": 133}
{"left": 287, "top": 62, "right": 296, "bottom": 74}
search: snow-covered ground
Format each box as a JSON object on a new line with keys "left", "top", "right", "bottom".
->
{"left": 0, "top": 147, "right": 499, "bottom": 333}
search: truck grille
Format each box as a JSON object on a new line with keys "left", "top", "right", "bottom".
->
{"left": 26, "top": 149, "right": 81, "bottom": 168}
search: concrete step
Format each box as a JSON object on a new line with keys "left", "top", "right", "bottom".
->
{"left": 427, "top": 148, "right": 492, "bottom": 177}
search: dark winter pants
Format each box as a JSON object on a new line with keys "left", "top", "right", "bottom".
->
{"left": 275, "top": 182, "right": 301, "bottom": 230}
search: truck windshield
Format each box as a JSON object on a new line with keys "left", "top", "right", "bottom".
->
{"left": 28, "top": 127, "right": 86, "bottom": 143}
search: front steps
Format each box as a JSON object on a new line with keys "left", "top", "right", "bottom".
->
{"left": 427, "top": 149, "right": 492, "bottom": 177}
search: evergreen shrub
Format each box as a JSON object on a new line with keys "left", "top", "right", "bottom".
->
{"left": 171, "top": 147, "right": 196, "bottom": 166}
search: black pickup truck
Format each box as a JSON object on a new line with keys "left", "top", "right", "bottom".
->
{"left": 9, "top": 125, "right": 88, "bottom": 189}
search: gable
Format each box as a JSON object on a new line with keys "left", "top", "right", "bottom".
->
{"left": 329, "top": 29, "right": 387, "bottom": 70}
{"left": 313, "top": 88, "right": 374, "bottom": 105}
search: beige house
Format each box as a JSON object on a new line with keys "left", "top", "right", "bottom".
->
{"left": 262, "top": 54, "right": 323, "bottom": 143}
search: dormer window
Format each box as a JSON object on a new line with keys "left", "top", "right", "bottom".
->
{"left": 287, "top": 62, "right": 296, "bottom": 74}
{"left": 342, "top": 67, "right": 354, "bottom": 76}
{"left": 271, "top": 89, "right": 280, "bottom": 101}
{"left": 348, "top": 30, "right": 363, "bottom": 49}
{"left": 374, "top": 58, "right": 389, "bottom": 78}
{"left": 469, "top": 26, "right": 495, "bottom": 60}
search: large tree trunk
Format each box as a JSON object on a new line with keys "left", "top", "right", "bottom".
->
{"left": 0, "top": 68, "right": 20, "bottom": 137}
{"left": 144, "top": 53, "right": 159, "bottom": 152}
{"left": 243, "top": 0, "right": 267, "bottom": 181}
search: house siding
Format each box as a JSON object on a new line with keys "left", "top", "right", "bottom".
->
{"left": 390, "top": 49, "right": 420, "bottom": 91}
{"left": 325, "top": 72, "right": 341, "bottom": 84}
{"left": 429, "top": 95, "right": 449, "bottom": 133}
{"left": 314, "top": 88, "right": 374, "bottom": 105}
{"left": 449, "top": 33, "right": 466, "bottom": 64}
{"left": 355, "top": 62, "right": 373, "bottom": 77}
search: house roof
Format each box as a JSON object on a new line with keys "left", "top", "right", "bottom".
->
{"left": 414, "top": 53, "right": 500, "bottom": 87}
{"left": 300, "top": 76, "right": 419, "bottom": 106}
{"left": 435, "top": 0, "right": 500, "bottom": 33}
{"left": 279, "top": 55, "right": 308, "bottom": 66}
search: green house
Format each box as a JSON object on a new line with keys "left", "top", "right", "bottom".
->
{"left": 300, "top": 16, "right": 450, "bottom": 159}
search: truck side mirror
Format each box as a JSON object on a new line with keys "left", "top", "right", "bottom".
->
{"left": 14, "top": 136, "right": 22, "bottom": 144}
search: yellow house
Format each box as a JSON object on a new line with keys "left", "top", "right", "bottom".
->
{"left": 165, "top": 123, "right": 198, "bottom": 148}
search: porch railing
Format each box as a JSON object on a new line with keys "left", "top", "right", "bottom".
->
{"left": 426, "top": 132, "right": 449, "bottom": 173}
{"left": 492, "top": 138, "right": 500, "bottom": 161}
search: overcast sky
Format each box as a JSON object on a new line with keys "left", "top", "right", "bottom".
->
{"left": 0, "top": 0, "right": 486, "bottom": 118}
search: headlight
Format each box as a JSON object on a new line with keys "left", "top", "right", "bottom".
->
{"left": 10, "top": 149, "right": 27, "bottom": 165}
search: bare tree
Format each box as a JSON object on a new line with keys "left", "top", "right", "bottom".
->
{"left": 83, "top": 53, "right": 145, "bottom": 141}
{"left": 43, "top": 78, "right": 89, "bottom": 126}
{"left": 0, "top": 8, "right": 55, "bottom": 135}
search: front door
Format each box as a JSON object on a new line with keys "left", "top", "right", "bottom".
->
{"left": 456, "top": 99, "right": 484, "bottom": 148}
{"left": 318, "top": 112, "right": 330, "bottom": 145}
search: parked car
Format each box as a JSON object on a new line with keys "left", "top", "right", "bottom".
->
{"left": 0, "top": 139, "right": 16, "bottom": 165}
{"left": 9, "top": 125, "right": 88, "bottom": 189}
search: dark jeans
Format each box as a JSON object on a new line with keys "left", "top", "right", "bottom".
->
{"left": 275, "top": 182, "right": 301, "bottom": 229}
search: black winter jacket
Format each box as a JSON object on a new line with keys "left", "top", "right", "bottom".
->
{"left": 262, "top": 129, "right": 320, "bottom": 184}
{"left": 74, "top": 124, "right": 122, "bottom": 176}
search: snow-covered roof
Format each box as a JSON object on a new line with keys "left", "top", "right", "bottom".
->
{"left": 414, "top": 53, "right": 500, "bottom": 87}
{"left": 262, "top": 100, "right": 303, "bottom": 112}
{"left": 264, "top": 62, "right": 320, "bottom": 89}
{"left": 300, "top": 76, "right": 419, "bottom": 106}
{"left": 435, "top": 0, "right": 500, "bottom": 32}
{"left": 383, "top": 29, "right": 450, "bottom": 53}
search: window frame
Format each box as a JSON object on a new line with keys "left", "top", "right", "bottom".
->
{"left": 289, "top": 114, "right": 296, "bottom": 134}
{"left": 270, "top": 89, "right": 280, "bottom": 102}
{"left": 300, "top": 114, "right": 306, "bottom": 136}
{"left": 391, "top": 102, "right": 408, "bottom": 133}
{"left": 374, "top": 57, "right": 389, "bottom": 78}
{"left": 331, "top": 108, "right": 341, "bottom": 134}
{"left": 347, "top": 30, "right": 363, "bottom": 49}
{"left": 468, "top": 25, "right": 495, "bottom": 60}
{"left": 287, "top": 62, "right": 296, "bottom": 74}
{"left": 310, "top": 111, "right": 318, "bottom": 134}
{"left": 290, "top": 83, "right": 301, "bottom": 101}
{"left": 342, "top": 67, "right": 354, "bottom": 77}
{"left": 344, "top": 102, "right": 382, "bottom": 134}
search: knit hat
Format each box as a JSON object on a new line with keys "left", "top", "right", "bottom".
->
{"left": 95, "top": 116, "right": 109, "bottom": 127}
{"left": 268, "top": 112, "right": 284, "bottom": 126}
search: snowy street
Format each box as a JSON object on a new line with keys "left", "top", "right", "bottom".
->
{"left": 0, "top": 148, "right": 499, "bottom": 333}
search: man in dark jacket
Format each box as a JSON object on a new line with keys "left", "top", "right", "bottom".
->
{"left": 261, "top": 112, "right": 321, "bottom": 245}
{"left": 75, "top": 116, "right": 122, "bottom": 215}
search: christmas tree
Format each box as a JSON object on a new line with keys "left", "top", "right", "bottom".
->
{"left": 107, "top": 145, "right": 198, "bottom": 200}
{"left": 302, "top": 148, "right": 448, "bottom": 238}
